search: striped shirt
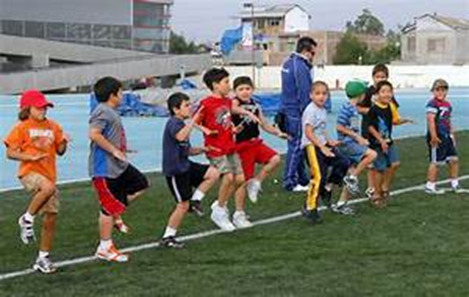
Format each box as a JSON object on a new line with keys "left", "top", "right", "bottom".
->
{"left": 337, "top": 101, "right": 360, "bottom": 143}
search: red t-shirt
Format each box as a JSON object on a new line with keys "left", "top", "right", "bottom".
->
{"left": 198, "top": 95, "right": 235, "bottom": 158}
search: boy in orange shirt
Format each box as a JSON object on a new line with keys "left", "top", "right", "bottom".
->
{"left": 4, "top": 90, "right": 69, "bottom": 274}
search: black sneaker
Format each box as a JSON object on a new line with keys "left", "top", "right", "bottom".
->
{"left": 160, "top": 236, "right": 185, "bottom": 249}
{"left": 321, "top": 190, "right": 332, "bottom": 209}
{"left": 189, "top": 201, "right": 205, "bottom": 217}
{"left": 301, "top": 208, "right": 323, "bottom": 225}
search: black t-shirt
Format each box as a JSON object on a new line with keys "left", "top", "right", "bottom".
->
{"left": 232, "top": 98, "right": 261, "bottom": 143}
{"left": 367, "top": 103, "right": 394, "bottom": 149}
{"left": 358, "top": 85, "right": 399, "bottom": 138}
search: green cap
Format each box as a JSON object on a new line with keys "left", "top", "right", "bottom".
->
{"left": 345, "top": 80, "right": 368, "bottom": 99}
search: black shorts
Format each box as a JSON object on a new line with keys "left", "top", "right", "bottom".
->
{"left": 166, "top": 162, "right": 209, "bottom": 203}
{"left": 427, "top": 136, "right": 458, "bottom": 164}
{"left": 93, "top": 164, "right": 149, "bottom": 216}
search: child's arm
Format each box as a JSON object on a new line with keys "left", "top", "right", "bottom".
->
{"left": 174, "top": 107, "right": 204, "bottom": 142}
{"left": 336, "top": 124, "right": 369, "bottom": 146}
{"left": 258, "top": 108, "right": 289, "bottom": 139}
{"left": 368, "top": 126, "right": 389, "bottom": 153}
{"left": 89, "top": 128, "right": 126, "bottom": 162}
{"left": 232, "top": 104, "right": 261, "bottom": 124}
{"left": 426, "top": 112, "right": 440, "bottom": 147}
{"left": 6, "top": 147, "right": 48, "bottom": 162}
{"left": 305, "top": 124, "right": 335, "bottom": 157}
{"left": 189, "top": 146, "right": 221, "bottom": 156}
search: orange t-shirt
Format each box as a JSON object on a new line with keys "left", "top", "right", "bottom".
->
{"left": 3, "top": 118, "right": 65, "bottom": 182}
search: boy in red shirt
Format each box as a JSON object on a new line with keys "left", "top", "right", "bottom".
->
{"left": 4, "top": 90, "right": 69, "bottom": 274}
{"left": 197, "top": 68, "right": 259, "bottom": 231}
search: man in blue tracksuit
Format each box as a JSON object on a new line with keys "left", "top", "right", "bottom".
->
{"left": 280, "top": 37, "right": 317, "bottom": 191}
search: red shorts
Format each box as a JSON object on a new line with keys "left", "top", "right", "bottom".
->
{"left": 236, "top": 138, "right": 277, "bottom": 180}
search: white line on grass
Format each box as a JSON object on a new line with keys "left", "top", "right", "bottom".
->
{"left": 0, "top": 175, "right": 468, "bottom": 282}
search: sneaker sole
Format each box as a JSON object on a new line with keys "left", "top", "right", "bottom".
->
{"left": 33, "top": 264, "right": 56, "bottom": 274}
{"left": 95, "top": 253, "right": 129, "bottom": 263}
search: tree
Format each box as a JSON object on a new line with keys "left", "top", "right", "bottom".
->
{"left": 169, "top": 31, "right": 199, "bottom": 54}
{"left": 346, "top": 9, "right": 385, "bottom": 36}
{"left": 333, "top": 32, "right": 369, "bottom": 65}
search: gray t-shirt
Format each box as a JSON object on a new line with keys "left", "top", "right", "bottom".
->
{"left": 301, "top": 102, "right": 328, "bottom": 148}
{"left": 88, "top": 103, "right": 129, "bottom": 178}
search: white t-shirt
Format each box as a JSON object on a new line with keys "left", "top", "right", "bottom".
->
{"left": 301, "top": 101, "right": 328, "bottom": 148}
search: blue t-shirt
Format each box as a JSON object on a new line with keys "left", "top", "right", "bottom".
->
{"left": 162, "top": 117, "right": 191, "bottom": 176}
{"left": 337, "top": 101, "right": 360, "bottom": 143}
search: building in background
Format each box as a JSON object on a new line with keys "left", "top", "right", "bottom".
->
{"left": 0, "top": 0, "right": 173, "bottom": 53}
{"left": 401, "top": 14, "right": 469, "bottom": 65}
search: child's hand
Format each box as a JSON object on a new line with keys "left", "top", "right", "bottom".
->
{"left": 430, "top": 136, "right": 441, "bottom": 148}
{"left": 380, "top": 141, "right": 389, "bottom": 153}
{"left": 246, "top": 112, "right": 261, "bottom": 124}
{"left": 63, "top": 133, "right": 72, "bottom": 143}
{"left": 321, "top": 146, "right": 335, "bottom": 158}
{"left": 327, "top": 140, "right": 341, "bottom": 147}
{"left": 357, "top": 136, "right": 369, "bottom": 146}
{"left": 198, "top": 125, "right": 218, "bottom": 136}
{"left": 204, "top": 145, "right": 222, "bottom": 153}
{"left": 400, "top": 118, "right": 415, "bottom": 125}
{"left": 29, "top": 153, "right": 49, "bottom": 161}
{"left": 277, "top": 131, "right": 290, "bottom": 140}
{"left": 126, "top": 149, "right": 138, "bottom": 154}
{"left": 233, "top": 123, "right": 244, "bottom": 134}
{"left": 112, "top": 150, "right": 127, "bottom": 162}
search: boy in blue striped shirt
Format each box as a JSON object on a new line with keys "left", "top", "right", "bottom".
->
{"left": 337, "top": 80, "right": 377, "bottom": 196}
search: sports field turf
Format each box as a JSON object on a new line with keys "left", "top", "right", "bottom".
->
{"left": 1, "top": 132, "right": 468, "bottom": 296}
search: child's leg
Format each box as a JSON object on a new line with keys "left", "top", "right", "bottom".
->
{"left": 427, "top": 163, "right": 439, "bottom": 183}
{"left": 304, "top": 145, "right": 325, "bottom": 212}
{"left": 164, "top": 201, "right": 190, "bottom": 238}
{"left": 367, "top": 169, "right": 376, "bottom": 191}
{"left": 382, "top": 162, "right": 400, "bottom": 193}
{"left": 99, "top": 212, "right": 114, "bottom": 241}
{"left": 40, "top": 212, "right": 57, "bottom": 254}
{"left": 449, "top": 158, "right": 460, "bottom": 188}
{"left": 352, "top": 149, "right": 377, "bottom": 177}
{"left": 25, "top": 177, "right": 56, "bottom": 216}
{"left": 374, "top": 171, "right": 385, "bottom": 198}
{"left": 197, "top": 167, "right": 220, "bottom": 195}
{"left": 218, "top": 173, "right": 235, "bottom": 207}
{"left": 234, "top": 173, "right": 246, "bottom": 212}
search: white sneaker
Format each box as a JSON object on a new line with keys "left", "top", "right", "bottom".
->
{"left": 292, "top": 184, "right": 309, "bottom": 192}
{"left": 232, "top": 211, "right": 253, "bottom": 229}
{"left": 33, "top": 256, "right": 57, "bottom": 274}
{"left": 247, "top": 179, "right": 262, "bottom": 203}
{"left": 95, "top": 244, "right": 129, "bottom": 262}
{"left": 210, "top": 202, "right": 236, "bottom": 232}
{"left": 18, "top": 215, "right": 35, "bottom": 245}
{"left": 425, "top": 187, "right": 445, "bottom": 195}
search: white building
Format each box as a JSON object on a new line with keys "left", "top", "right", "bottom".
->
{"left": 401, "top": 14, "right": 469, "bottom": 65}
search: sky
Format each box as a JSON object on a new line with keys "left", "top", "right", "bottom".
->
{"left": 171, "top": 0, "right": 469, "bottom": 43}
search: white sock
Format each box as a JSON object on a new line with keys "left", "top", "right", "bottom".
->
{"left": 426, "top": 181, "right": 436, "bottom": 190}
{"left": 191, "top": 189, "right": 205, "bottom": 202}
{"left": 451, "top": 179, "right": 459, "bottom": 188}
{"left": 350, "top": 174, "right": 357, "bottom": 180}
{"left": 99, "top": 239, "right": 112, "bottom": 250}
{"left": 163, "top": 226, "right": 177, "bottom": 238}
{"left": 23, "top": 212, "right": 35, "bottom": 223}
{"left": 38, "top": 250, "right": 49, "bottom": 259}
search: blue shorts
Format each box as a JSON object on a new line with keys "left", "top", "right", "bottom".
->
{"left": 339, "top": 141, "right": 368, "bottom": 165}
{"left": 373, "top": 145, "right": 399, "bottom": 172}
{"left": 428, "top": 136, "right": 458, "bottom": 165}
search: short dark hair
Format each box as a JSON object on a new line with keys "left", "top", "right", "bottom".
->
{"left": 167, "top": 92, "right": 190, "bottom": 116}
{"left": 372, "top": 63, "right": 389, "bottom": 77}
{"left": 233, "top": 76, "right": 254, "bottom": 90}
{"left": 18, "top": 107, "right": 30, "bottom": 121}
{"left": 296, "top": 36, "right": 317, "bottom": 53}
{"left": 311, "top": 80, "right": 329, "bottom": 93}
{"left": 375, "top": 80, "right": 393, "bottom": 93}
{"left": 94, "top": 76, "right": 123, "bottom": 103}
{"left": 203, "top": 68, "right": 230, "bottom": 91}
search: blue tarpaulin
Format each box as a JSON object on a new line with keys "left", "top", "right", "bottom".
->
{"left": 90, "top": 92, "right": 169, "bottom": 117}
{"left": 220, "top": 26, "right": 243, "bottom": 55}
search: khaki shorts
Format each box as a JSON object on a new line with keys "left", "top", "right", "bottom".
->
{"left": 20, "top": 173, "right": 59, "bottom": 214}
{"left": 209, "top": 154, "right": 243, "bottom": 175}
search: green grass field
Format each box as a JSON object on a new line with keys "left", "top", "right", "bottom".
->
{"left": 1, "top": 132, "right": 469, "bottom": 297}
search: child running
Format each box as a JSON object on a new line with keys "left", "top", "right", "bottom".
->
{"left": 160, "top": 92, "right": 220, "bottom": 247}
{"left": 4, "top": 89, "right": 69, "bottom": 274}
{"left": 425, "top": 79, "right": 465, "bottom": 194}
{"left": 231, "top": 76, "right": 288, "bottom": 227}
{"left": 197, "top": 68, "right": 260, "bottom": 231}
{"left": 301, "top": 81, "right": 351, "bottom": 223}
{"left": 367, "top": 81, "right": 400, "bottom": 207}
{"left": 336, "top": 80, "right": 377, "bottom": 209}
{"left": 89, "top": 77, "right": 149, "bottom": 262}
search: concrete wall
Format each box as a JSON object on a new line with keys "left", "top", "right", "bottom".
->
{"left": 226, "top": 65, "right": 469, "bottom": 90}
{"left": 0, "top": 54, "right": 213, "bottom": 94}
{"left": 0, "top": 0, "right": 132, "bottom": 25}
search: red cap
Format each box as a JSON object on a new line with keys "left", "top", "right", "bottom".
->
{"left": 19, "top": 90, "right": 54, "bottom": 109}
